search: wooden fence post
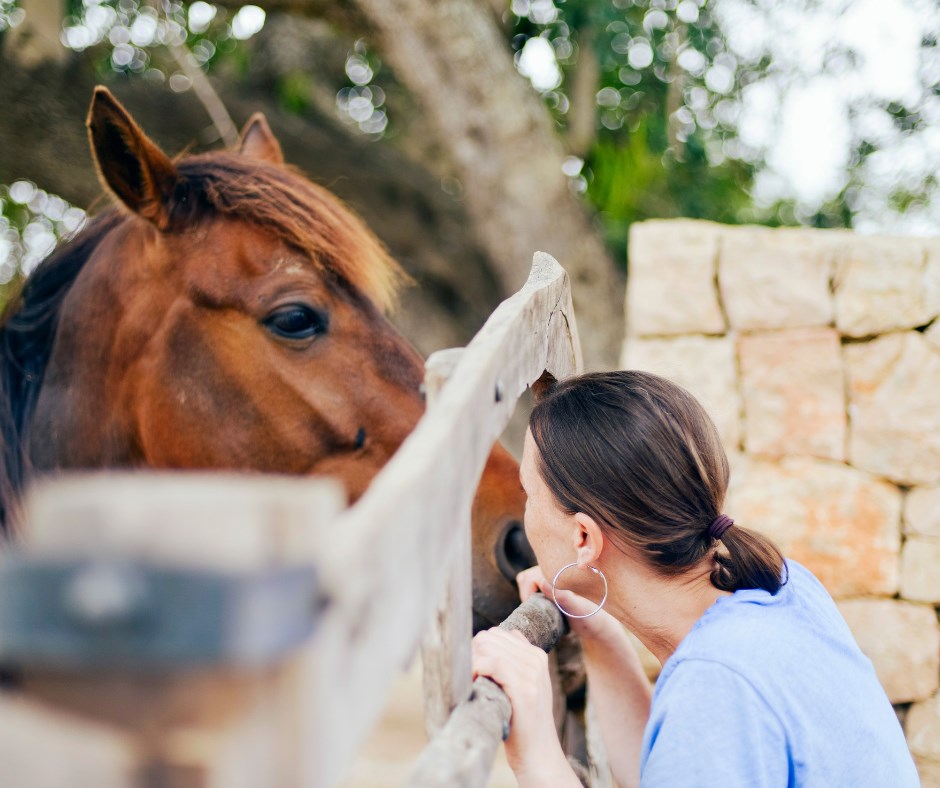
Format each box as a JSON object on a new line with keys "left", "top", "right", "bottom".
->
{"left": 0, "top": 252, "right": 596, "bottom": 788}
{"left": 407, "top": 594, "right": 567, "bottom": 786}
{"left": 297, "top": 253, "right": 585, "bottom": 786}
{"left": 420, "top": 348, "right": 473, "bottom": 736}
{"left": 1, "top": 474, "right": 345, "bottom": 788}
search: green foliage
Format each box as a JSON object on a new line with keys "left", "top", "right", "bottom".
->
{"left": 278, "top": 71, "right": 313, "bottom": 116}
{"left": 508, "top": 0, "right": 767, "bottom": 264}
{"left": 59, "top": 1, "right": 252, "bottom": 82}
{"left": 0, "top": 182, "right": 86, "bottom": 289}
{"left": 0, "top": 0, "right": 22, "bottom": 33}
{"left": 505, "top": 0, "right": 940, "bottom": 254}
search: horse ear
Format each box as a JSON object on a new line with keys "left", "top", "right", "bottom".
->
{"left": 239, "top": 113, "right": 284, "bottom": 165}
{"left": 86, "top": 86, "right": 178, "bottom": 228}
{"left": 531, "top": 370, "right": 558, "bottom": 401}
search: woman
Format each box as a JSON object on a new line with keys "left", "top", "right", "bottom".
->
{"left": 472, "top": 371, "right": 918, "bottom": 787}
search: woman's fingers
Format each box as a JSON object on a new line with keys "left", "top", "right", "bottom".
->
{"left": 471, "top": 628, "right": 547, "bottom": 685}
{"left": 472, "top": 627, "right": 543, "bottom": 662}
{"left": 470, "top": 626, "right": 560, "bottom": 775}
{"left": 515, "top": 565, "right": 550, "bottom": 601}
{"left": 552, "top": 587, "right": 598, "bottom": 616}
{"left": 470, "top": 631, "right": 548, "bottom": 722}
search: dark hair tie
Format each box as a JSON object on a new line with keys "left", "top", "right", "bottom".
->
{"left": 708, "top": 514, "right": 734, "bottom": 540}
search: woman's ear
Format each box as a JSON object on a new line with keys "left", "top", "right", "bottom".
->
{"left": 574, "top": 512, "right": 605, "bottom": 566}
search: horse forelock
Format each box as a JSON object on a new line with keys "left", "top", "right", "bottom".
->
{"left": 168, "top": 152, "right": 408, "bottom": 312}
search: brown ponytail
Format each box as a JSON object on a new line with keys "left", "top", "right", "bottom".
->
{"left": 712, "top": 525, "right": 787, "bottom": 595}
{"left": 529, "top": 371, "right": 786, "bottom": 595}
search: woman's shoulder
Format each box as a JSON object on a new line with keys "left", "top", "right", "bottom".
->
{"left": 649, "top": 563, "right": 919, "bottom": 786}
{"left": 665, "top": 560, "right": 854, "bottom": 679}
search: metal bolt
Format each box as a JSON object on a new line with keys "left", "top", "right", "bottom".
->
{"left": 63, "top": 561, "right": 150, "bottom": 629}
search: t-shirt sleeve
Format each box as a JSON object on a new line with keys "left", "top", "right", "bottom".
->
{"left": 640, "top": 659, "right": 789, "bottom": 788}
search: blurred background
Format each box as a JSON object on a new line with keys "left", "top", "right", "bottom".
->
{"left": 1, "top": 3, "right": 938, "bottom": 784}
{"left": 1, "top": 0, "right": 937, "bottom": 368}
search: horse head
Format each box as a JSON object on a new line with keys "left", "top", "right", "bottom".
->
{"left": 0, "top": 88, "right": 533, "bottom": 628}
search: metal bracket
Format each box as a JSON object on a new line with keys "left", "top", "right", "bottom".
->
{"left": 0, "top": 556, "right": 319, "bottom": 669}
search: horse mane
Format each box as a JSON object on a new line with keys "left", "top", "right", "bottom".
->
{"left": 0, "top": 151, "right": 407, "bottom": 535}
{"left": 0, "top": 211, "right": 122, "bottom": 534}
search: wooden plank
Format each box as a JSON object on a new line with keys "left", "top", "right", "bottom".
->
{"left": 406, "top": 594, "right": 566, "bottom": 786}
{"left": 15, "top": 473, "right": 346, "bottom": 788}
{"left": 0, "top": 695, "right": 138, "bottom": 787}
{"left": 304, "top": 253, "right": 582, "bottom": 787}
{"left": 419, "top": 348, "right": 473, "bottom": 736}
{"left": 22, "top": 474, "right": 346, "bottom": 570}
{"left": 11, "top": 252, "right": 583, "bottom": 787}
{"left": 585, "top": 693, "right": 613, "bottom": 788}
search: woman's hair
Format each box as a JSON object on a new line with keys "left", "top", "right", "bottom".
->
{"left": 529, "top": 370, "right": 786, "bottom": 595}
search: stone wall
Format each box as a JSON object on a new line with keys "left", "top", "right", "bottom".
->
{"left": 621, "top": 219, "right": 940, "bottom": 784}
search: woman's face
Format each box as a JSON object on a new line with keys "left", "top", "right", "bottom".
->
{"left": 520, "top": 428, "right": 576, "bottom": 576}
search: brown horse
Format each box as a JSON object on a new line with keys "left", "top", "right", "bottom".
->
{"left": 0, "top": 87, "right": 533, "bottom": 629}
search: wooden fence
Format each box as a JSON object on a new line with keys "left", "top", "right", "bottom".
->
{"left": 0, "top": 252, "right": 592, "bottom": 786}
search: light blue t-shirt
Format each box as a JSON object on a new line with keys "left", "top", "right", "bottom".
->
{"left": 639, "top": 560, "right": 919, "bottom": 787}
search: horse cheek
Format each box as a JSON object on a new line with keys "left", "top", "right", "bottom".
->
{"left": 132, "top": 315, "right": 268, "bottom": 469}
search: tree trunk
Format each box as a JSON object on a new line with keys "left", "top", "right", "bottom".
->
{"left": 3, "top": 0, "right": 66, "bottom": 68}
{"left": 348, "top": 0, "right": 624, "bottom": 368}
{"left": 566, "top": 27, "right": 600, "bottom": 159}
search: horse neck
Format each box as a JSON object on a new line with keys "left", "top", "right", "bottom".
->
{"left": 0, "top": 213, "right": 125, "bottom": 533}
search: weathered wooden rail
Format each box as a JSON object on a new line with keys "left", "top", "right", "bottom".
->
{"left": 0, "top": 253, "right": 598, "bottom": 786}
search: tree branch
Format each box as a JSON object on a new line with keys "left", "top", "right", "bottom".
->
{"left": 347, "top": 0, "right": 624, "bottom": 367}
{"left": 565, "top": 26, "right": 599, "bottom": 158}
{"left": 210, "top": 0, "right": 374, "bottom": 37}
{"left": 165, "top": 40, "right": 239, "bottom": 147}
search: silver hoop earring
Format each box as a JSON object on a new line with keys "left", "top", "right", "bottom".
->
{"left": 551, "top": 562, "right": 608, "bottom": 619}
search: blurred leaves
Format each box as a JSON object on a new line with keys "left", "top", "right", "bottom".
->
{"left": 507, "top": 0, "right": 940, "bottom": 257}
{"left": 59, "top": 0, "right": 250, "bottom": 82}
{"left": 0, "top": 181, "right": 86, "bottom": 289}
{"left": 2, "top": 0, "right": 939, "bottom": 280}
{"left": 509, "top": 0, "right": 758, "bottom": 263}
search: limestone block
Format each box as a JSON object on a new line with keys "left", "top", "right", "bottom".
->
{"left": 900, "top": 538, "right": 940, "bottom": 604}
{"left": 845, "top": 332, "right": 940, "bottom": 486}
{"left": 718, "top": 227, "right": 833, "bottom": 330}
{"left": 737, "top": 328, "right": 845, "bottom": 460}
{"left": 725, "top": 455, "right": 902, "bottom": 597}
{"left": 837, "top": 599, "right": 940, "bottom": 704}
{"left": 909, "top": 692, "right": 940, "bottom": 762}
{"left": 621, "top": 335, "right": 740, "bottom": 449}
{"left": 905, "top": 485, "right": 940, "bottom": 538}
{"left": 833, "top": 236, "right": 940, "bottom": 337}
{"left": 625, "top": 220, "right": 725, "bottom": 336}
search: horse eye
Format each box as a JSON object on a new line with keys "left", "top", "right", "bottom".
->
{"left": 263, "top": 305, "right": 328, "bottom": 340}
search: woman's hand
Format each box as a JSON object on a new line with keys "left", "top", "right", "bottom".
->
{"left": 470, "top": 627, "right": 576, "bottom": 785}
{"left": 516, "top": 565, "right": 624, "bottom": 646}
{"left": 518, "top": 568, "right": 652, "bottom": 788}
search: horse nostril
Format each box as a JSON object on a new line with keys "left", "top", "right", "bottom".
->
{"left": 495, "top": 521, "right": 537, "bottom": 581}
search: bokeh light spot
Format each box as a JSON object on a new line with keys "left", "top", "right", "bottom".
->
{"left": 231, "top": 5, "right": 265, "bottom": 41}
